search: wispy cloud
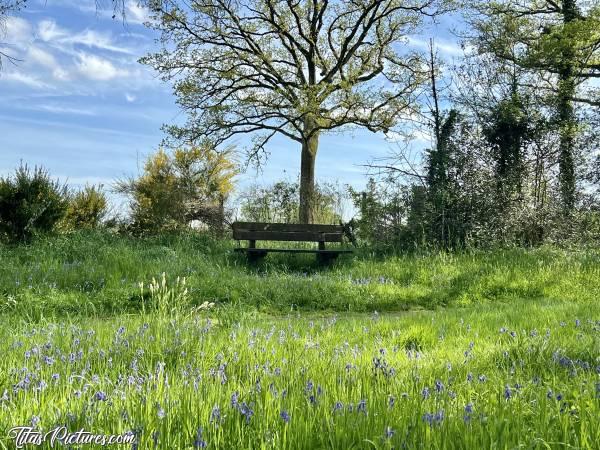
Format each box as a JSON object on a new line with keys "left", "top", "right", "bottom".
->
{"left": 76, "top": 52, "right": 131, "bottom": 81}
{"left": 35, "top": 104, "right": 96, "bottom": 116}
{"left": 1, "top": 71, "right": 51, "bottom": 89}
{"left": 37, "top": 19, "right": 135, "bottom": 54}
{"left": 125, "top": 1, "right": 151, "bottom": 25}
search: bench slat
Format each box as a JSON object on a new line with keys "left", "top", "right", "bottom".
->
{"left": 232, "top": 222, "right": 342, "bottom": 233}
{"left": 234, "top": 248, "right": 353, "bottom": 254}
{"left": 233, "top": 230, "right": 343, "bottom": 242}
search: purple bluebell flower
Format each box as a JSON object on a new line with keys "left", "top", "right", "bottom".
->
{"left": 357, "top": 399, "right": 367, "bottom": 414}
{"left": 94, "top": 391, "right": 107, "bottom": 402}
{"left": 435, "top": 380, "right": 444, "bottom": 393}
{"left": 504, "top": 385, "right": 512, "bottom": 400}
{"left": 333, "top": 401, "right": 343, "bottom": 412}
{"left": 238, "top": 402, "right": 254, "bottom": 423}
{"left": 193, "top": 427, "right": 207, "bottom": 448}
{"left": 467, "top": 373, "right": 473, "bottom": 382}
{"left": 280, "top": 410, "right": 290, "bottom": 423}
{"left": 230, "top": 391, "right": 239, "bottom": 408}
{"left": 388, "top": 395, "right": 395, "bottom": 408}
{"left": 422, "top": 387, "right": 430, "bottom": 399}
{"left": 210, "top": 405, "right": 221, "bottom": 425}
{"left": 465, "top": 403, "right": 473, "bottom": 414}
{"left": 385, "top": 426, "right": 395, "bottom": 439}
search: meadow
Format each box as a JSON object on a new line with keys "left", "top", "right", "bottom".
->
{"left": 0, "top": 232, "right": 599, "bottom": 449}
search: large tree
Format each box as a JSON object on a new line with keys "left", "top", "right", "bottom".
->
{"left": 141, "top": 0, "right": 448, "bottom": 223}
{"left": 468, "top": 0, "right": 600, "bottom": 211}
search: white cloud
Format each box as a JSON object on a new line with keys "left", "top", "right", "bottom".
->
{"left": 37, "top": 19, "right": 68, "bottom": 42}
{"left": 1, "top": 71, "right": 51, "bottom": 89}
{"left": 125, "top": 1, "right": 151, "bottom": 25}
{"left": 37, "top": 19, "right": 134, "bottom": 54}
{"left": 76, "top": 52, "right": 130, "bottom": 81}
{"left": 36, "top": 104, "right": 96, "bottom": 116}
{"left": 27, "top": 46, "right": 56, "bottom": 68}
{"left": 3, "top": 16, "right": 33, "bottom": 45}
{"left": 407, "top": 37, "right": 465, "bottom": 58}
{"left": 125, "top": 92, "right": 137, "bottom": 102}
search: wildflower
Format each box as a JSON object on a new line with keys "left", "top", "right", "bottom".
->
{"left": 510, "top": 331, "right": 517, "bottom": 338}
{"left": 385, "top": 426, "right": 395, "bottom": 439}
{"left": 31, "top": 415, "right": 40, "bottom": 428}
{"left": 504, "top": 385, "right": 512, "bottom": 400}
{"left": 467, "top": 373, "right": 473, "bottom": 382}
{"left": 465, "top": 403, "right": 473, "bottom": 414}
{"left": 208, "top": 405, "right": 221, "bottom": 425}
{"left": 157, "top": 407, "right": 165, "bottom": 420}
{"left": 388, "top": 395, "right": 395, "bottom": 408}
{"left": 422, "top": 387, "right": 430, "bottom": 399}
{"left": 478, "top": 374, "right": 487, "bottom": 383}
{"left": 556, "top": 393, "right": 563, "bottom": 401}
{"left": 333, "top": 401, "right": 343, "bottom": 412}
{"left": 94, "top": 391, "right": 107, "bottom": 402}
{"left": 357, "top": 399, "right": 367, "bottom": 415}
{"left": 238, "top": 402, "right": 254, "bottom": 423}
{"left": 575, "top": 319, "right": 580, "bottom": 327}
{"left": 423, "top": 411, "right": 444, "bottom": 426}
{"left": 435, "top": 380, "right": 444, "bottom": 393}
{"left": 547, "top": 390, "right": 554, "bottom": 399}
{"left": 305, "top": 380, "right": 314, "bottom": 393}
{"left": 193, "top": 427, "right": 207, "bottom": 448}
{"left": 280, "top": 410, "right": 290, "bottom": 423}
{"left": 230, "top": 391, "right": 239, "bottom": 408}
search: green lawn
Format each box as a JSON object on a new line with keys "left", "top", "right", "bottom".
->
{"left": 0, "top": 232, "right": 598, "bottom": 448}
{"left": 1, "top": 231, "right": 599, "bottom": 317}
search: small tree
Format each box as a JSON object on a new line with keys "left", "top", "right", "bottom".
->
{"left": 60, "top": 185, "right": 108, "bottom": 231}
{"left": 0, "top": 164, "right": 68, "bottom": 242}
{"left": 116, "top": 144, "right": 238, "bottom": 233}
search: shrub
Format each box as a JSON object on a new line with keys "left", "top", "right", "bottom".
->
{"left": 115, "top": 145, "right": 237, "bottom": 234}
{"left": 0, "top": 164, "right": 68, "bottom": 243}
{"left": 61, "top": 185, "right": 108, "bottom": 230}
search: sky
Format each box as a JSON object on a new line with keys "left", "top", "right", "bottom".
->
{"left": 0, "top": 0, "right": 463, "bottom": 214}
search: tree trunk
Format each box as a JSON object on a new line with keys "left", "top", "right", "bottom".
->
{"left": 558, "top": 0, "right": 577, "bottom": 212}
{"left": 299, "top": 115, "right": 319, "bottom": 223}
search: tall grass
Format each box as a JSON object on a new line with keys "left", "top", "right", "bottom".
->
{"left": 0, "top": 231, "right": 598, "bottom": 318}
{"left": 0, "top": 300, "right": 597, "bottom": 449}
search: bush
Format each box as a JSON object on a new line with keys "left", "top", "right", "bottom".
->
{"left": 0, "top": 164, "right": 68, "bottom": 243}
{"left": 60, "top": 185, "right": 108, "bottom": 230}
{"left": 115, "top": 145, "right": 237, "bottom": 234}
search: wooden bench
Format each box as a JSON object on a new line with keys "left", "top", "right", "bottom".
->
{"left": 232, "top": 221, "right": 353, "bottom": 263}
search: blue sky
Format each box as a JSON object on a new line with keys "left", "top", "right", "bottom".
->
{"left": 0, "top": 0, "right": 462, "bottom": 213}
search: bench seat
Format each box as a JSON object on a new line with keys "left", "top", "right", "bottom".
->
{"left": 232, "top": 221, "right": 353, "bottom": 263}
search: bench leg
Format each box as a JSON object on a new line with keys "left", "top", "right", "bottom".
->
{"left": 247, "top": 249, "right": 267, "bottom": 263}
{"left": 317, "top": 252, "right": 337, "bottom": 265}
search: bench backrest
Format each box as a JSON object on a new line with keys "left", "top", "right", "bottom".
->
{"left": 232, "top": 222, "right": 344, "bottom": 242}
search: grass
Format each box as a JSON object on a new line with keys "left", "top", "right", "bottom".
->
{"left": 0, "top": 301, "right": 598, "bottom": 449}
{"left": 0, "top": 231, "right": 598, "bottom": 448}
{"left": 0, "top": 231, "right": 599, "bottom": 317}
